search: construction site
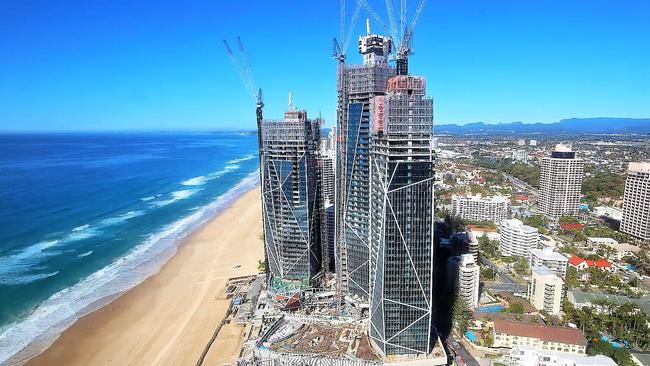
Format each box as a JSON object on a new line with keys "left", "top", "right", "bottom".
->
{"left": 224, "top": 0, "right": 448, "bottom": 365}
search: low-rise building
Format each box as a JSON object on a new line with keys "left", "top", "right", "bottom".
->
{"left": 529, "top": 248, "right": 568, "bottom": 279}
{"left": 499, "top": 219, "right": 539, "bottom": 260}
{"left": 601, "top": 242, "right": 641, "bottom": 261}
{"left": 466, "top": 225, "right": 500, "bottom": 241}
{"left": 593, "top": 206, "right": 622, "bottom": 222}
{"left": 567, "top": 291, "right": 650, "bottom": 318}
{"left": 586, "top": 237, "right": 618, "bottom": 250}
{"left": 507, "top": 346, "right": 616, "bottom": 366}
{"left": 568, "top": 256, "right": 616, "bottom": 273}
{"left": 493, "top": 320, "right": 587, "bottom": 355}
{"left": 452, "top": 194, "right": 511, "bottom": 223}
{"left": 528, "top": 266, "right": 564, "bottom": 316}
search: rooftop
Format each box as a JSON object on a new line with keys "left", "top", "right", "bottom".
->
{"left": 513, "top": 346, "right": 617, "bottom": 366}
{"left": 587, "top": 237, "right": 618, "bottom": 244}
{"left": 568, "top": 256, "right": 612, "bottom": 268}
{"left": 530, "top": 248, "right": 568, "bottom": 262}
{"left": 452, "top": 194, "right": 510, "bottom": 203}
{"left": 494, "top": 320, "right": 587, "bottom": 346}
{"left": 501, "top": 219, "right": 538, "bottom": 233}
{"left": 568, "top": 290, "right": 650, "bottom": 317}
{"left": 629, "top": 162, "right": 650, "bottom": 173}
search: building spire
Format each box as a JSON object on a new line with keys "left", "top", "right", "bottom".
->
{"left": 288, "top": 91, "right": 295, "bottom": 111}
{"left": 366, "top": 18, "right": 371, "bottom": 35}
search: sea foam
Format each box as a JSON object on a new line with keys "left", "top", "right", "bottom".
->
{"left": 0, "top": 171, "right": 259, "bottom": 365}
{"left": 226, "top": 153, "right": 255, "bottom": 164}
{"left": 181, "top": 176, "right": 208, "bottom": 187}
{"left": 0, "top": 209, "right": 147, "bottom": 286}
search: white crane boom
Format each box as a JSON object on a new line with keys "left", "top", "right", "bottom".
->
{"left": 384, "top": 0, "right": 399, "bottom": 45}
{"left": 223, "top": 39, "right": 256, "bottom": 102}
{"left": 343, "top": 1, "right": 362, "bottom": 52}
{"left": 357, "top": 0, "right": 390, "bottom": 36}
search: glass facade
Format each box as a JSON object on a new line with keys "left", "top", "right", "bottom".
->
{"left": 259, "top": 112, "right": 321, "bottom": 287}
{"left": 369, "top": 76, "right": 435, "bottom": 355}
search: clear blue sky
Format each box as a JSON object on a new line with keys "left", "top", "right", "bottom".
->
{"left": 0, "top": 0, "right": 649, "bottom": 131}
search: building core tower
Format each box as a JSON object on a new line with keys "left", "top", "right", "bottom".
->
{"left": 336, "top": 30, "right": 394, "bottom": 301}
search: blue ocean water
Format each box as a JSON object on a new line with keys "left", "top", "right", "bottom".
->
{"left": 0, "top": 132, "right": 259, "bottom": 363}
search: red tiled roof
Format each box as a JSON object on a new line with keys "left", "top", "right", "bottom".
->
{"left": 494, "top": 320, "right": 587, "bottom": 347}
{"left": 568, "top": 255, "right": 611, "bottom": 269}
{"left": 515, "top": 195, "right": 529, "bottom": 201}
{"left": 560, "top": 223, "right": 584, "bottom": 230}
{"left": 568, "top": 256, "right": 584, "bottom": 266}
{"left": 595, "top": 259, "right": 612, "bottom": 268}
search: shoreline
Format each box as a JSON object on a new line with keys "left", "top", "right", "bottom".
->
{"left": 21, "top": 187, "right": 263, "bottom": 366}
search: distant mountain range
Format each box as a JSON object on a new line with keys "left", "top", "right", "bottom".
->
{"left": 436, "top": 118, "right": 650, "bottom": 134}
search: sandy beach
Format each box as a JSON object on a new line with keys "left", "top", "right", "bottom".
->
{"left": 26, "top": 187, "right": 263, "bottom": 366}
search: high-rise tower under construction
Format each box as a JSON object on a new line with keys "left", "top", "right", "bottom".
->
{"left": 368, "top": 75, "right": 436, "bottom": 356}
{"left": 336, "top": 29, "right": 395, "bottom": 301}
{"left": 259, "top": 102, "right": 322, "bottom": 306}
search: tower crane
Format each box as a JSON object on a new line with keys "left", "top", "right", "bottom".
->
{"left": 382, "top": 0, "right": 427, "bottom": 75}
{"left": 223, "top": 36, "right": 268, "bottom": 276}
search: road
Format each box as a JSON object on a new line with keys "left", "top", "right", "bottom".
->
{"left": 479, "top": 255, "right": 528, "bottom": 294}
{"left": 447, "top": 335, "right": 480, "bottom": 366}
{"left": 483, "top": 282, "right": 527, "bottom": 293}
{"left": 503, "top": 173, "right": 539, "bottom": 197}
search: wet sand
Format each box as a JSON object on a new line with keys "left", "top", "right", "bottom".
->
{"left": 26, "top": 188, "right": 263, "bottom": 366}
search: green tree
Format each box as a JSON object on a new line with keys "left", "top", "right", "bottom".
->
{"left": 565, "top": 266, "right": 580, "bottom": 289}
{"left": 559, "top": 216, "right": 580, "bottom": 225}
{"left": 481, "top": 267, "right": 497, "bottom": 281}
{"left": 582, "top": 171, "right": 626, "bottom": 202}
{"left": 478, "top": 234, "right": 499, "bottom": 259}
{"left": 505, "top": 303, "right": 524, "bottom": 314}
{"left": 453, "top": 297, "right": 472, "bottom": 334}
{"left": 257, "top": 260, "right": 266, "bottom": 272}
{"left": 514, "top": 257, "right": 530, "bottom": 276}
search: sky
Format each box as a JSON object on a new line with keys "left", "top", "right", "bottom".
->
{"left": 0, "top": 0, "right": 649, "bottom": 131}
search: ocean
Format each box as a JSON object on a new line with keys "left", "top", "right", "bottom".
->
{"left": 0, "top": 132, "right": 259, "bottom": 364}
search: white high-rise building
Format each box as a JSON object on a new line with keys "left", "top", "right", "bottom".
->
{"left": 452, "top": 194, "right": 511, "bottom": 223}
{"left": 499, "top": 219, "right": 539, "bottom": 259}
{"left": 538, "top": 144, "right": 584, "bottom": 220}
{"left": 529, "top": 248, "right": 568, "bottom": 279}
{"left": 529, "top": 139, "right": 538, "bottom": 147}
{"left": 528, "top": 266, "right": 564, "bottom": 316}
{"left": 447, "top": 254, "right": 480, "bottom": 309}
{"left": 620, "top": 162, "right": 650, "bottom": 240}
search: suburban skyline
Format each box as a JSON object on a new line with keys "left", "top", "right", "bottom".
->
{"left": 1, "top": 0, "right": 649, "bottom": 131}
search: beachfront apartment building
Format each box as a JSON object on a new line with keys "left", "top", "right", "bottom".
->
{"left": 538, "top": 144, "right": 585, "bottom": 220}
{"left": 336, "top": 31, "right": 395, "bottom": 301}
{"left": 529, "top": 248, "right": 568, "bottom": 279}
{"left": 499, "top": 218, "right": 539, "bottom": 260}
{"left": 620, "top": 162, "right": 650, "bottom": 240}
{"left": 527, "top": 266, "right": 564, "bottom": 316}
{"left": 493, "top": 320, "right": 587, "bottom": 355}
{"left": 259, "top": 106, "right": 322, "bottom": 296}
{"left": 452, "top": 194, "right": 511, "bottom": 223}
{"left": 368, "top": 74, "right": 436, "bottom": 356}
{"left": 447, "top": 254, "right": 480, "bottom": 309}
